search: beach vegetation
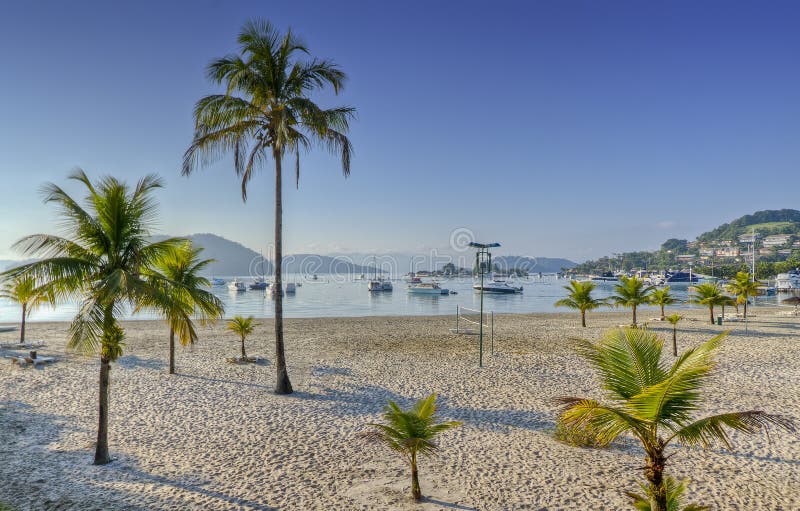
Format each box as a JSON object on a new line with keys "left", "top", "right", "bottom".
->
{"left": 1, "top": 170, "right": 190, "bottom": 465}
{"left": 366, "top": 393, "right": 461, "bottom": 501}
{"left": 183, "top": 19, "right": 355, "bottom": 395}
{"left": 725, "top": 272, "right": 763, "bottom": 319}
{"left": 558, "top": 327, "right": 795, "bottom": 511}
{"left": 153, "top": 242, "right": 224, "bottom": 374}
{"left": 610, "top": 276, "right": 655, "bottom": 326}
{"left": 664, "top": 314, "right": 683, "bottom": 356}
{"left": 649, "top": 287, "right": 676, "bottom": 320}
{"left": 555, "top": 280, "right": 606, "bottom": 327}
{"left": 689, "top": 283, "right": 730, "bottom": 325}
{"left": 0, "top": 273, "right": 52, "bottom": 342}
{"left": 227, "top": 315, "right": 256, "bottom": 360}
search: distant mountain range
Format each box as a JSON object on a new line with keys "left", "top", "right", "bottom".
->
{"left": 493, "top": 256, "right": 576, "bottom": 273}
{"left": 1, "top": 234, "right": 577, "bottom": 277}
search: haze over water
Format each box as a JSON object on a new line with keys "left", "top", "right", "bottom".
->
{"left": 0, "top": 275, "right": 786, "bottom": 323}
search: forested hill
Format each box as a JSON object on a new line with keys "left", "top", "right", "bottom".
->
{"left": 696, "top": 209, "right": 800, "bottom": 242}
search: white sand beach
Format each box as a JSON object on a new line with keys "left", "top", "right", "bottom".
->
{"left": 1, "top": 309, "right": 798, "bottom": 510}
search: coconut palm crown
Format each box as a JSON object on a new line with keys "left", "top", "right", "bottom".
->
{"left": 689, "top": 283, "right": 730, "bottom": 325}
{"left": 0, "top": 274, "right": 52, "bottom": 342}
{"left": 182, "top": 19, "right": 355, "bottom": 395}
{"left": 0, "top": 170, "right": 188, "bottom": 465}
{"left": 725, "top": 272, "right": 763, "bottom": 320}
{"left": 555, "top": 280, "right": 607, "bottom": 327}
{"left": 649, "top": 286, "right": 676, "bottom": 320}
{"left": 367, "top": 393, "right": 462, "bottom": 502}
{"left": 610, "top": 276, "right": 655, "bottom": 326}
{"left": 153, "top": 242, "right": 224, "bottom": 374}
{"left": 559, "top": 328, "right": 795, "bottom": 511}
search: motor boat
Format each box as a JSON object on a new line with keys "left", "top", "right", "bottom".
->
{"left": 368, "top": 278, "right": 393, "bottom": 292}
{"left": 285, "top": 283, "right": 296, "bottom": 294}
{"left": 664, "top": 271, "right": 700, "bottom": 283}
{"left": 312, "top": 274, "right": 319, "bottom": 281}
{"left": 407, "top": 282, "right": 449, "bottom": 295}
{"left": 211, "top": 277, "right": 226, "bottom": 286}
{"left": 473, "top": 278, "right": 523, "bottom": 294}
{"left": 249, "top": 277, "right": 269, "bottom": 290}
{"left": 591, "top": 271, "right": 619, "bottom": 283}
{"left": 776, "top": 270, "right": 800, "bottom": 292}
{"left": 228, "top": 278, "right": 246, "bottom": 292}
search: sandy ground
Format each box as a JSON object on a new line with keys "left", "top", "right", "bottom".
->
{"left": 0, "top": 307, "right": 799, "bottom": 510}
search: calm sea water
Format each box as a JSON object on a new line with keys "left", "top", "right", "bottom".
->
{"left": 0, "top": 274, "right": 786, "bottom": 323}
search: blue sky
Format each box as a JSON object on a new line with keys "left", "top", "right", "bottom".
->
{"left": 0, "top": 0, "right": 798, "bottom": 261}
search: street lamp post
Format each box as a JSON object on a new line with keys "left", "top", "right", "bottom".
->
{"left": 470, "top": 241, "right": 500, "bottom": 368}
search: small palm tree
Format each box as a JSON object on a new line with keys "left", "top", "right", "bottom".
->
{"left": 0, "top": 274, "right": 52, "bottom": 342}
{"left": 649, "top": 287, "right": 676, "bottom": 320}
{"left": 725, "top": 272, "right": 763, "bottom": 319}
{"left": 183, "top": 19, "right": 355, "bottom": 395}
{"left": 1, "top": 170, "right": 187, "bottom": 465}
{"left": 367, "top": 394, "right": 462, "bottom": 501}
{"left": 153, "top": 242, "right": 224, "bottom": 374}
{"left": 610, "top": 276, "right": 655, "bottom": 326}
{"left": 627, "top": 475, "right": 709, "bottom": 511}
{"left": 555, "top": 280, "right": 607, "bottom": 327}
{"left": 689, "top": 283, "right": 730, "bottom": 325}
{"left": 665, "top": 314, "right": 683, "bottom": 356}
{"left": 559, "top": 328, "right": 795, "bottom": 511}
{"left": 227, "top": 315, "right": 255, "bottom": 359}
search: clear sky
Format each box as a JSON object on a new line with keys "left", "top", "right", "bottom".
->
{"left": 0, "top": 0, "right": 798, "bottom": 261}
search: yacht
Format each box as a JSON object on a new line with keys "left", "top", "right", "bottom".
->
{"left": 776, "top": 270, "right": 800, "bottom": 292}
{"left": 664, "top": 271, "right": 700, "bottom": 283}
{"left": 228, "top": 278, "right": 247, "bottom": 292}
{"left": 591, "top": 271, "right": 619, "bottom": 283}
{"left": 408, "top": 282, "right": 449, "bottom": 295}
{"left": 211, "top": 277, "right": 226, "bottom": 286}
{"left": 473, "top": 278, "right": 523, "bottom": 294}
{"left": 368, "top": 278, "right": 393, "bottom": 292}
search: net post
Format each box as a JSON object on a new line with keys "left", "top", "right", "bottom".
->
{"left": 456, "top": 305, "right": 459, "bottom": 334}
{"left": 491, "top": 311, "right": 494, "bottom": 355}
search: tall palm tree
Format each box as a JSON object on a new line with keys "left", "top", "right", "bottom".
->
{"left": 0, "top": 274, "right": 52, "bottom": 342}
{"left": 610, "top": 276, "right": 655, "bottom": 326}
{"left": 153, "top": 242, "right": 224, "bottom": 374}
{"left": 665, "top": 314, "right": 683, "bottom": 357}
{"left": 1, "top": 170, "right": 186, "bottom": 465}
{"left": 555, "top": 280, "right": 607, "bottom": 327}
{"left": 689, "top": 282, "right": 730, "bottom": 325}
{"left": 227, "top": 315, "right": 255, "bottom": 359}
{"left": 559, "top": 328, "right": 794, "bottom": 511}
{"left": 367, "top": 394, "right": 461, "bottom": 501}
{"left": 649, "top": 286, "right": 676, "bottom": 320}
{"left": 726, "top": 272, "right": 763, "bottom": 320}
{"left": 182, "top": 19, "right": 355, "bottom": 395}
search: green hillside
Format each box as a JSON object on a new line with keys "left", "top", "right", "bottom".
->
{"left": 696, "top": 209, "right": 800, "bottom": 242}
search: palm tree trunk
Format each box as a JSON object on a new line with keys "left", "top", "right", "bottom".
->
{"left": 410, "top": 452, "right": 422, "bottom": 501}
{"left": 709, "top": 305, "right": 715, "bottom": 325}
{"left": 672, "top": 326, "right": 677, "bottom": 356}
{"left": 743, "top": 298, "right": 748, "bottom": 319}
{"left": 632, "top": 305, "right": 637, "bottom": 326}
{"left": 660, "top": 304, "right": 665, "bottom": 320}
{"left": 644, "top": 450, "right": 667, "bottom": 511}
{"left": 20, "top": 302, "right": 26, "bottom": 343}
{"left": 169, "top": 327, "right": 175, "bottom": 374}
{"left": 241, "top": 335, "right": 247, "bottom": 359}
{"left": 581, "top": 309, "right": 586, "bottom": 327}
{"left": 273, "top": 151, "right": 292, "bottom": 395}
{"left": 95, "top": 355, "right": 111, "bottom": 465}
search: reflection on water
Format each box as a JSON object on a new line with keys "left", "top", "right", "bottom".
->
{"left": 0, "top": 275, "right": 789, "bottom": 322}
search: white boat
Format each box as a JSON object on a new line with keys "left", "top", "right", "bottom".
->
{"left": 407, "top": 282, "right": 449, "bottom": 295}
{"left": 473, "top": 278, "right": 523, "bottom": 294}
{"left": 285, "top": 283, "right": 296, "bottom": 294}
{"left": 776, "top": 270, "right": 800, "bottom": 292}
{"left": 228, "top": 278, "right": 246, "bottom": 292}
